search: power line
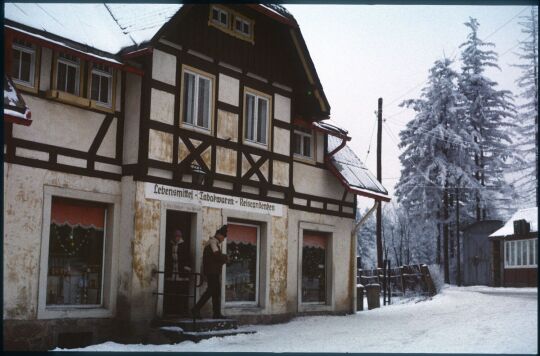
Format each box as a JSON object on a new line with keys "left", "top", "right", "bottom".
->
{"left": 364, "top": 112, "right": 378, "bottom": 162}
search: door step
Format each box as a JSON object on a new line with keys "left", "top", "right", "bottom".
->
{"left": 154, "top": 317, "right": 256, "bottom": 343}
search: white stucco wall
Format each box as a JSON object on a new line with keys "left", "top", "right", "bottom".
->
{"left": 274, "top": 94, "right": 291, "bottom": 123}
{"left": 3, "top": 163, "right": 121, "bottom": 319}
{"left": 273, "top": 127, "right": 290, "bottom": 156}
{"left": 123, "top": 73, "right": 142, "bottom": 165}
{"left": 218, "top": 73, "right": 239, "bottom": 106}
{"left": 152, "top": 49, "right": 177, "bottom": 86}
{"left": 293, "top": 162, "right": 344, "bottom": 200}
{"left": 150, "top": 89, "right": 175, "bottom": 125}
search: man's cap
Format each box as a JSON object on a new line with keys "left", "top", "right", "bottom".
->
{"left": 216, "top": 224, "right": 228, "bottom": 237}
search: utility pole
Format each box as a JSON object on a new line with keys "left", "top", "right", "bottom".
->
{"left": 456, "top": 185, "right": 461, "bottom": 286}
{"left": 376, "top": 98, "right": 383, "bottom": 269}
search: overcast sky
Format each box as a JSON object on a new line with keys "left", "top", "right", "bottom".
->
{"left": 285, "top": 4, "right": 532, "bottom": 209}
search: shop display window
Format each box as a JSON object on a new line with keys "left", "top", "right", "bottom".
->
{"left": 46, "top": 197, "right": 106, "bottom": 306}
{"left": 225, "top": 223, "right": 259, "bottom": 304}
{"left": 302, "top": 231, "right": 328, "bottom": 303}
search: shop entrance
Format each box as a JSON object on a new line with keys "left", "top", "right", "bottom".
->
{"left": 163, "top": 210, "right": 193, "bottom": 316}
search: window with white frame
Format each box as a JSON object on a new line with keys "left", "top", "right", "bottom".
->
{"left": 90, "top": 63, "right": 113, "bottom": 107}
{"left": 293, "top": 127, "right": 314, "bottom": 159}
{"left": 211, "top": 5, "right": 229, "bottom": 28}
{"left": 11, "top": 38, "right": 36, "bottom": 87}
{"left": 182, "top": 68, "right": 213, "bottom": 131}
{"left": 225, "top": 223, "right": 260, "bottom": 304}
{"left": 46, "top": 197, "right": 107, "bottom": 306}
{"left": 505, "top": 239, "right": 537, "bottom": 268}
{"left": 244, "top": 90, "right": 270, "bottom": 146}
{"left": 234, "top": 16, "right": 252, "bottom": 37}
{"left": 56, "top": 53, "right": 81, "bottom": 95}
{"left": 302, "top": 231, "right": 329, "bottom": 303}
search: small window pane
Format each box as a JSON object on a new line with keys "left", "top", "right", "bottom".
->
{"left": 522, "top": 240, "right": 528, "bottom": 265}
{"left": 12, "top": 50, "right": 21, "bottom": 79}
{"left": 243, "top": 22, "right": 250, "bottom": 35}
{"left": 99, "top": 76, "right": 110, "bottom": 104}
{"left": 257, "top": 98, "right": 267, "bottom": 144}
{"left": 20, "top": 51, "right": 32, "bottom": 82}
{"left": 212, "top": 8, "right": 219, "bottom": 21}
{"left": 57, "top": 62, "right": 67, "bottom": 92}
{"left": 66, "top": 65, "right": 77, "bottom": 94}
{"left": 245, "top": 94, "right": 255, "bottom": 141}
{"left": 516, "top": 241, "right": 523, "bottom": 266}
{"left": 91, "top": 74, "right": 100, "bottom": 101}
{"left": 303, "top": 136, "right": 311, "bottom": 157}
{"left": 220, "top": 12, "right": 227, "bottom": 25}
{"left": 505, "top": 242, "right": 510, "bottom": 266}
{"left": 293, "top": 133, "right": 302, "bottom": 155}
{"left": 183, "top": 72, "right": 195, "bottom": 124}
{"left": 510, "top": 242, "right": 515, "bottom": 266}
{"left": 197, "top": 77, "right": 210, "bottom": 128}
{"left": 235, "top": 19, "right": 242, "bottom": 31}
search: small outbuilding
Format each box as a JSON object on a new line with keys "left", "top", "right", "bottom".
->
{"left": 489, "top": 207, "right": 538, "bottom": 287}
{"left": 462, "top": 220, "right": 503, "bottom": 286}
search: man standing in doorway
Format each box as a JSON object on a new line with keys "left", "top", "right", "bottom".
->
{"left": 191, "top": 225, "right": 228, "bottom": 319}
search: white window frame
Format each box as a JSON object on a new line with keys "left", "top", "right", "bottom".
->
{"left": 210, "top": 5, "right": 229, "bottom": 28}
{"left": 12, "top": 41, "right": 36, "bottom": 88}
{"left": 224, "top": 222, "right": 260, "bottom": 306}
{"left": 243, "top": 88, "right": 271, "bottom": 148}
{"left": 234, "top": 15, "right": 252, "bottom": 37}
{"left": 180, "top": 66, "right": 214, "bottom": 133}
{"left": 297, "top": 222, "right": 335, "bottom": 312}
{"left": 90, "top": 64, "right": 113, "bottom": 108}
{"left": 56, "top": 53, "right": 81, "bottom": 95}
{"left": 293, "top": 129, "right": 314, "bottom": 159}
{"left": 504, "top": 238, "right": 537, "bottom": 269}
{"left": 37, "top": 186, "right": 120, "bottom": 319}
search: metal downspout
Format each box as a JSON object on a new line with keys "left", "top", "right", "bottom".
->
{"left": 350, "top": 200, "right": 379, "bottom": 313}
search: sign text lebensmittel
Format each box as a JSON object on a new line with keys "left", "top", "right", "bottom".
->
{"left": 144, "top": 183, "right": 283, "bottom": 217}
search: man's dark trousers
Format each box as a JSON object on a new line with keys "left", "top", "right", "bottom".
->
{"left": 193, "top": 274, "right": 221, "bottom": 316}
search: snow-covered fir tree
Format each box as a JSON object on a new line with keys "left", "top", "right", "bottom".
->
{"left": 458, "top": 17, "right": 518, "bottom": 220}
{"left": 512, "top": 7, "right": 538, "bottom": 208}
{"left": 356, "top": 207, "right": 377, "bottom": 269}
{"left": 396, "top": 57, "right": 478, "bottom": 281}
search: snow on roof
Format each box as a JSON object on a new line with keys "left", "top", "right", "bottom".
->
{"left": 4, "top": 3, "right": 182, "bottom": 54}
{"left": 4, "top": 75, "right": 31, "bottom": 124}
{"left": 327, "top": 135, "right": 389, "bottom": 200}
{"left": 313, "top": 120, "right": 349, "bottom": 137}
{"left": 489, "top": 207, "right": 538, "bottom": 238}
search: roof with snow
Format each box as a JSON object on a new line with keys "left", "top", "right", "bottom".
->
{"left": 489, "top": 207, "right": 538, "bottom": 238}
{"left": 4, "top": 75, "right": 31, "bottom": 126}
{"left": 327, "top": 135, "right": 390, "bottom": 201}
{"left": 4, "top": 3, "right": 182, "bottom": 54}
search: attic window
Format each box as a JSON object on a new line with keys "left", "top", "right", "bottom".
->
{"left": 208, "top": 6, "right": 254, "bottom": 44}
{"left": 293, "top": 127, "right": 313, "bottom": 159}
{"left": 234, "top": 16, "right": 252, "bottom": 37}
{"left": 211, "top": 6, "right": 229, "bottom": 27}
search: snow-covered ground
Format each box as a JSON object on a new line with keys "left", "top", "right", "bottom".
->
{"left": 64, "top": 286, "right": 537, "bottom": 353}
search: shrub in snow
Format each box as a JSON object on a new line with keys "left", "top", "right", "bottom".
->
{"left": 428, "top": 264, "right": 445, "bottom": 293}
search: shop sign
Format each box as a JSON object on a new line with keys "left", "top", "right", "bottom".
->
{"left": 144, "top": 183, "right": 283, "bottom": 217}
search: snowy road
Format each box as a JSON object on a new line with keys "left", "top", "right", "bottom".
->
{"left": 69, "top": 286, "right": 537, "bottom": 353}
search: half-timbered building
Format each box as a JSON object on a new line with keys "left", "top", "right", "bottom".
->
{"left": 3, "top": 4, "right": 389, "bottom": 350}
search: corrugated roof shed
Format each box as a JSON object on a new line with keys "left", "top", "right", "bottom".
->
{"left": 490, "top": 207, "right": 538, "bottom": 238}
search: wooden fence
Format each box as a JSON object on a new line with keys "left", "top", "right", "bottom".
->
{"left": 358, "top": 263, "right": 437, "bottom": 303}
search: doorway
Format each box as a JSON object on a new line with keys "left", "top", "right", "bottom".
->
{"left": 163, "top": 210, "right": 193, "bottom": 316}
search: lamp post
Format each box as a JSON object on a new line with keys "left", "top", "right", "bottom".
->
{"left": 190, "top": 163, "right": 206, "bottom": 186}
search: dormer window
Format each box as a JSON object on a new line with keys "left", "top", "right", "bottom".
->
{"left": 11, "top": 38, "right": 37, "bottom": 88}
{"left": 90, "top": 63, "right": 113, "bottom": 108}
{"left": 56, "top": 53, "right": 80, "bottom": 95}
{"left": 234, "top": 16, "right": 251, "bottom": 37}
{"left": 211, "top": 6, "right": 229, "bottom": 27}
{"left": 293, "top": 128, "right": 313, "bottom": 159}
